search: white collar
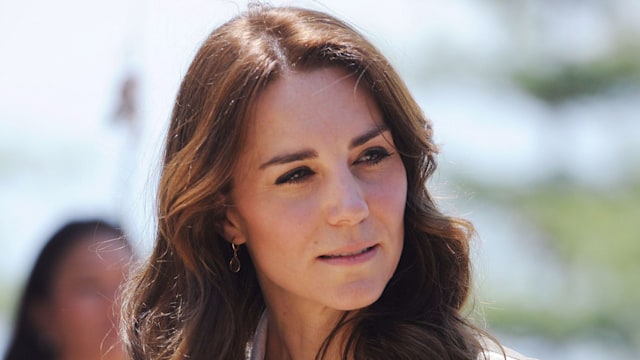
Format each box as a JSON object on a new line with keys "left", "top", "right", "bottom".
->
{"left": 245, "top": 312, "right": 268, "bottom": 360}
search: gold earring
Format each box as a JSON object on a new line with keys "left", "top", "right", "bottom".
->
{"left": 229, "top": 243, "right": 241, "bottom": 273}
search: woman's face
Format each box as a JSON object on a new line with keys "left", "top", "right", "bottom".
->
{"left": 225, "top": 68, "right": 407, "bottom": 315}
{"left": 35, "top": 233, "right": 130, "bottom": 360}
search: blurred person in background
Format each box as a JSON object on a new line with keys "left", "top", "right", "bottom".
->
{"left": 3, "top": 218, "right": 133, "bottom": 360}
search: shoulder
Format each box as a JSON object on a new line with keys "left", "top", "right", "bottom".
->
{"left": 478, "top": 336, "right": 538, "bottom": 360}
{"left": 480, "top": 348, "right": 538, "bottom": 360}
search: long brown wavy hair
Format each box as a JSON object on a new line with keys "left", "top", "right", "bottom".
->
{"left": 122, "top": 5, "right": 493, "bottom": 360}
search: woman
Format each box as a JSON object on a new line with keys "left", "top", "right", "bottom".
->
{"left": 4, "top": 219, "right": 133, "bottom": 360}
{"left": 122, "top": 5, "right": 534, "bottom": 360}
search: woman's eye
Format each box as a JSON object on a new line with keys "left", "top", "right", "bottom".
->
{"left": 275, "top": 167, "right": 314, "bottom": 185}
{"left": 356, "top": 147, "right": 392, "bottom": 165}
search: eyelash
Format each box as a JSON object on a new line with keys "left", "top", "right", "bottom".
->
{"left": 274, "top": 147, "right": 393, "bottom": 185}
{"left": 356, "top": 147, "right": 392, "bottom": 166}
{"left": 275, "top": 167, "right": 314, "bottom": 185}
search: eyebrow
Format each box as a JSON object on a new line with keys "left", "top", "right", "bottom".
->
{"left": 258, "top": 125, "right": 389, "bottom": 170}
{"left": 259, "top": 149, "right": 318, "bottom": 170}
{"left": 350, "top": 125, "right": 388, "bottom": 150}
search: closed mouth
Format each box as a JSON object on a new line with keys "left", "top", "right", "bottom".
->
{"left": 318, "top": 245, "right": 377, "bottom": 259}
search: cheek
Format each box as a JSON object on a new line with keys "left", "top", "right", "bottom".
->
{"left": 241, "top": 192, "right": 321, "bottom": 240}
{"left": 51, "top": 287, "right": 114, "bottom": 330}
{"left": 47, "top": 292, "right": 116, "bottom": 354}
{"left": 246, "top": 214, "right": 311, "bottom": 263}
{"left": 371, "top": 169, "right": 407, "bottom": 218}
{"left": 59, "top": 295, "right": 98, "bottom": 319}
{"left": 240, "top": 196, "right": 320, "bottom": 269}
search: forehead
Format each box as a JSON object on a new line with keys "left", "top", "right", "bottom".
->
{"left": 57, "top": 235, "right": 130, "bottom": 273}
{"left": 245, "top": 68, "right": 382, "bottom": 143}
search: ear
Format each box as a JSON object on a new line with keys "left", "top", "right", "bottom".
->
{"left": 223, "top": 205, "right": 247, "bottom": 245}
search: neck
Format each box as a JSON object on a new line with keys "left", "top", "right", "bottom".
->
{"left": 264, "top": 307, "right": 348, "bottom": 360}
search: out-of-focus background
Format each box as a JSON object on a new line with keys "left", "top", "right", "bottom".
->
{"left": 1, "top": 0, "right": 638, "bottom": 359}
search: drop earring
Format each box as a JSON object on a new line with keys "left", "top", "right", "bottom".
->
{"left": 229, "top": 242, "right": 241, "bottom": 273}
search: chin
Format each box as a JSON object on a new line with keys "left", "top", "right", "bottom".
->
{"left": 331, "top": 284, "right": 386, "bottom": 311}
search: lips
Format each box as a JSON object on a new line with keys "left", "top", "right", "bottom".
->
{"left": 318, "top": 245, "right": 377, "bottom": 259}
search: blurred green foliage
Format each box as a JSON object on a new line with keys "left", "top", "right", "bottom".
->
{"left": 477, "top": 14, "right": 640, "bottom": 349}
{"left": 466, "top": 178, "right": 640, "bottom": 348}
{"left": 521, "top": 181, "right": 640, "bottom": 270}
{"left": 514, "top": 45, "right": 640, "bottom": 104}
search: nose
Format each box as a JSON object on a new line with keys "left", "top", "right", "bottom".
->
{"left": 325, "top": 167, "right": 369, "bottom": 226}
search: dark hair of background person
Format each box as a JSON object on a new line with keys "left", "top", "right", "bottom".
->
{"left": 122, "top": 5, "right": 495, "bottom": 360}
{"left": 3, "top": 218, "right": 130, "bottom": 360}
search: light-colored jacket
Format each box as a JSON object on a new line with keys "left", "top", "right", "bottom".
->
{"left": 480, "top": 343, "right": 537, "bottom": 360}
